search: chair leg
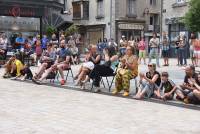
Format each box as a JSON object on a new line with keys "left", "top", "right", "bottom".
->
{"left": 134, "top": 78, "right": 138, "bottom": 94}
{"left": 91, "top": 82, "right": 94, "bottom": 91}
{"left": 70, "top": 69, "right": 74, "bottom": 82}
{"left": 66, "top": 70, "right": 70, "bottom": 81}
{"left": 55, "top": 71, "right": 59, "bottom": 82}
{"left": 109, "top": 76, "right": 115, "bottom": 92}
{"left": 101, "top": 77, "right": 106, "bottom": 88}
{"left": 105, "top": 77, "right": 110, "bottom": 88}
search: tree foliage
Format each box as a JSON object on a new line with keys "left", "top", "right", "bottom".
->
{"left": 184, "top": 0, "right": 200, "bottom": 32}
{"left": 46, "top": 25, "right": 57, "bottom": 37}
{"left": 65, "top": 24, "right": 79, "bottom": 36}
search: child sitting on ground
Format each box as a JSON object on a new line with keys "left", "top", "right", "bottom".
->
{"left": 154, "top": 72, "right": 179, "bottom": 101}
{"left": 20, "top": 64, "right": 33, "bottom": 81}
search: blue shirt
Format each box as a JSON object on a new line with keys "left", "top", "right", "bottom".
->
{"left": 57, "top": 48, "right": 71, "bottom": 62}
{"left": 15, "top": 37, "right": 25, "bottom": 49}
{"left": 41, "top": 37, "right": 49, "bottom": 49}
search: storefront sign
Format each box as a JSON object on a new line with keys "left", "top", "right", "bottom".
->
{"left": 165, "top": 17, "right": 184, "bottom": 24}
{"left": 9, "top": 6, "right": 35, "bottom": 17}
{"left": 118, "top": 24, "right": 144, "bottom": 30}
{"left": 0, "top": 5, "right": 44, "bottom": 17}
{"left": 0, "top": 16, "right": 40, "bottom": 31}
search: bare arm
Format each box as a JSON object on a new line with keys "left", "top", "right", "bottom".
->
{"left": 91, "top": 55, "right": 101, "bottom": 64}
{"left": 126, "top": 56, "right": 138, "bottom": 70}
{"left": 144, "top": 74, "right": 159, "bottom": 84}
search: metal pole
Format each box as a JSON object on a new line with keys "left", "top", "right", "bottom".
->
{"left": 160, "top": 0, "right": 163, "bottom": 37}
{"left": 64, "top": 0, "right": 66, "bottom": 11}
{"left": 110, "top": 0, "right": 113, "bottom": 39}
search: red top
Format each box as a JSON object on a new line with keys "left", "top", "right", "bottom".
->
{"left": 138, "top": 40, "right": 146, "bottom": 50}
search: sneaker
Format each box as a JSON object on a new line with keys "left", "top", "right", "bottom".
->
{"left": 183, "top": 97, "right": 189, "bottom": 104}
{"left": 60, "top": 79, "right": 66, "bottom": 85}
{"left": 112, "top": 89, "right": 119, "bottom": 95}
{"left": 123, "top": 91, "right": 129, "bottom": 97}
{"left": 32, "top": 78, "right": 42, "bottom": 85}
{"left": 3, "top": 74, "right": 11, "bottom": 79}
{"left": 93, "top": 86, "right": 101, "bottom": 93}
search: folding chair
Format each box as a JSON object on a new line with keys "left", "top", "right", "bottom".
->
{"left": 91, "top": 62, "right": 119, "bottom": 92}
{"left": 55, "top": 67, "right": 74, "bottom": 82}
{"left": 65, "top": 67, "right": 74, "bottom": 82}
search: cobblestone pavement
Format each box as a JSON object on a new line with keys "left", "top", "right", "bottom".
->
{"left": 0, "top": 59, "right": 200, "bottom": 134}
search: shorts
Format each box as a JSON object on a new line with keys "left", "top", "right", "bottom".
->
{"left": 139, "top": 50, "right": 146, "bottom": 58}
{"left": 190, "top": 47, "right": 194, "bottom": 59}
{"left": 194, "top": 50, "right": 200, "bottom": 59}
{"left": 162, "top": 50, "right": 169, "bottom": 58}
{"left": 47, "top": 61, "right": 54, "bottom": 69}
{"left": 83, "top": 61, "right": 94, "bottom": 70}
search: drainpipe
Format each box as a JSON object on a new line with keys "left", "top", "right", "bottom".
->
{"left": 64, "top": 0, "right": 66, "bottom": 11}
{"left": 160, "top": 0, "right": 163, "bottom": 37}
{"left": 110, "top": 0, "right": 113, "bottom": 39}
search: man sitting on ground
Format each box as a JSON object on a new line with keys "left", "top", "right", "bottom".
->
{"left": 176, "top": 65, "right": 200, "bottom": 104}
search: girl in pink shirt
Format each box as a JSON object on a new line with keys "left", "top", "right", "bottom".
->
{"left": 138, "top": 37, "right": 146, "bottom": 64}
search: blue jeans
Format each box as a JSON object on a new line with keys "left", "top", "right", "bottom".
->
{"left": 148, "top": 48, "right": 160, "bottom": 66}
{"left": 140, "top": 80, "right": 159, "bottom": 98}
{"left": 178, "top": 48, "right": 187, "bottom": 65}
{"left": 119, "top": 48, "right": 126, "bottom": 56}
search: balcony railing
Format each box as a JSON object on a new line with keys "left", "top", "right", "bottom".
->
{"left": 172, "top": 2, "right": 188, "bottom": 8}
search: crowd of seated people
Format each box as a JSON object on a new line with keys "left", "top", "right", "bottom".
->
{"left": 1, "top": 33, "right": 200, "bottom": 106}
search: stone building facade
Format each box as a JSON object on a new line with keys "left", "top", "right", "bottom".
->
{"left": 162, "top": 0, "right": 190, "bottom": 41}
{"left": 115, "top": 0, "right": 161, "bottom": 44}
{"left": 71, "top": 0, "right": 161, "bottom": 48}
{"left": 0, "top": 0, "right": 72, "bottom": 38}
{"left": 162, "top": 0, "right": 190, "bottom": 57}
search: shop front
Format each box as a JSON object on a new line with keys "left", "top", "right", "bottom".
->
{"left": 165, "top": 17, "right": 189, "bottom": 57}
{"left": 116, "top": 22, "right": 145, "bottom": 43}
{"left": 0, "top": 1, "right": 71, "bottom": 44}
{"left": 78, "top": 24, "right": 105, "bottom": 52}
{"left": 0, "top": 5, "right": 44, "bottom": 38}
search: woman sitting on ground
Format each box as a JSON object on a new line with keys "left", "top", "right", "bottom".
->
{"left": 87, "top": 46, "right": 118, "bottom": 92}
{"left": 74, "top": 45, "right": 101, "bottom": 86}
{"left": 3, "top": 54, "right": 24, "bottom": 78}
{"left": 33, "top": 43, "right": 56, "bottom": 80}
{"left": 135, "top": 63, "right": 161, "bottom": 99}
{"left": 112, "top": 46, "right": 138, "bottom": 97}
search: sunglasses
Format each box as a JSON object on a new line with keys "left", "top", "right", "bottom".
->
{"left": 148, "top": 65, "right": 153, "bottom": 67}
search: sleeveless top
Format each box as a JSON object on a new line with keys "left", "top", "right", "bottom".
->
{"left": 89, "top": 53, "right": 101, "bottom": 65}
{"left": 146, "top": 71, "right": 161, "bottom": 86}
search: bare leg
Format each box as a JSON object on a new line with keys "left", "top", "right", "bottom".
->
{"left": 74, "top": 66, "right": 83, "bottom": 80}
{"left": 39, "top": 67, "right": 53, "bottom": 81}
{"left": 154, "top": 90, "right": 161, "bottom": 99}
{"left": 138, "top": 58, "right": 141, "bottom": 64}
{"left": 175, "top": 90, "right": 185, "bottom": 100}
{"left": 143, "top": 57, "right": 146, "bottom": 64}
{"left": 193, "top": 90, "right": 200, "bottom": 100}
{"left": 57, "top": 65, "right": 65, "bottom": 80}
{"left": 34, "top": 63, "right": 48, "bottom": 79}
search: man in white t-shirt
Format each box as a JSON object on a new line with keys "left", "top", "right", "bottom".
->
{"left": 148, "top": 32, "right": 160, "bottom": 67}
